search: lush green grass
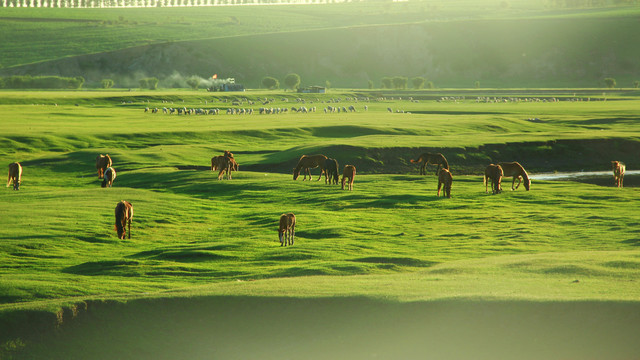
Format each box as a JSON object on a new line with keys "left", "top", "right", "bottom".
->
{"left": 1, "top": 90, "right": 639, "bottom": 357}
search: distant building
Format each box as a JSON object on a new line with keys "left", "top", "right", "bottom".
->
{"left": 297, "top": 86, "right": 326, "bottom": 94}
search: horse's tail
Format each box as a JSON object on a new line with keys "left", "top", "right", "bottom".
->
{"left": 6, "top": 169, "right": 10, "bottom": 187}
{"left": 441, "top": 156, "right": 449, "bottom": 170}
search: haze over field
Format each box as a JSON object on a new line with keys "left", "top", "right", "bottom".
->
{"left": 1, "top": 1, "right": 639, "bottom": 88}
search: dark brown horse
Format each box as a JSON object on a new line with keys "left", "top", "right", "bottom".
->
{"left": 484, "top": 164, "right": 503, "bottom": 194}
{"left": 278, "top": 213, "right": 296, "bottom": 246}
{"left": 101, "top": 167, "right": 116, "bottom": 188}
{"left": 293, "top": 154, "right": 328, "bottom": 181}
{"left": 612, "top": 161, "right": 625, "bottom": 188}
{"left": 324, "top": 158, "right": 340, "bottom": 185}
{"left": 96, "top": 154, "right": 112, "bottom": 179}
{"left": 498, "top": 162, "right": 530, "bottom": 191}
{"left": 410, "top": 152, "right": 449, "bottom": 175}
{"left": 341, "top": 165, "right": 356, "bottom": 190}
{"left": 437, "top": 168, "right": 453, "bottom": 198}
{"left": 114, "top": 200, "right": 133, "bottom": 239}
{"left": 7, "top": 162, "right": 22, "bottom": 190}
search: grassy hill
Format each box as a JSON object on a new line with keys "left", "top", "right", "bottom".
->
{"left": 1, "top": 4, "right": 640, "bottom": 88}
{"left": 1, "top": 89, "right": 640, "bottom": 358}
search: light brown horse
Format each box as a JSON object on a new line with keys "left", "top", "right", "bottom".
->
{"left": 498, "top": 161, "right": 530, "bottom": 191}
{"left": 341, "top": 165, "right": 356, "bottom": 190}
{"left": 211, "top": 150, "right": 238, "bottom": 180}
{"left": 612, "top": 161, "right": 625, "bottom": 188}
{"left": 96, "top": 154, "right": 112, "bottom": 179}
{"left": 410, "top": 152, "right": 449, "bottom": 175}
{"left": 114, "top": 200, "right": 133, "bottom": 239}
{"left": 437, "top": 168, "right": 453, "bottom": 198}
{"left": 484, "top": 164, "right": 504, "bottom": 194}
{"left": 293, "top": 154, "right": 328, "bottom": 181}
{"left": 278, "top": 213, "right": 296, "bottom": 246}
{"left": 217, "top": 156, "right": 239, "bottom": 180}
{"left": 101, "top": 167, "right": 116, "bottom": 188}
{"left": 7, "top": 162, "right": 22, "bottom": 190}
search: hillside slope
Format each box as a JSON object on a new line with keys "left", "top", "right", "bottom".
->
{"left": 2, "top": 14, "right": 640, "bottom": 88}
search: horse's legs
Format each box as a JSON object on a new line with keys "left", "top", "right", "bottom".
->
{"left": 291, "top": 225, "right": 295, "bottom": 245}
{"left": 437, "top": 181, "right": 442, "bottom": 196}
{"left": 420, "top": 163, "right": 426, "bottom": 175}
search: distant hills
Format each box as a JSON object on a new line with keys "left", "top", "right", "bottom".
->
{"left": 1, "top": 5, "right": 639, "bottom": 88}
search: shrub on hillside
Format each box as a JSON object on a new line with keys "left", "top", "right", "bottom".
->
{"left": 0, "top": 75, "right": 84, "bottom": 89}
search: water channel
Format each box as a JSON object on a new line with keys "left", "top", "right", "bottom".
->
{"left": 529, "top": 170, "right": 639, "bottom": 181}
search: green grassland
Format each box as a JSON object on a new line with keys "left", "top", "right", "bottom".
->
{"left": 1, "top": 90, "right": 640, "bottom": 358}
{"left": 1, "top": 3, "right": 640, "bottom": 88}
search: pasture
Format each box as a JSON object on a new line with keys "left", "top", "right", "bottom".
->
{"left": 1, "top": 89, "right": 640, "bottom": 358}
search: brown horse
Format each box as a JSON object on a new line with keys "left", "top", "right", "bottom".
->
{"left": 278, "top": 213, "right": 296, "bottom": 246}
{"left": 612, "top": 161, "right": 625, "bottom": 188}
{"left": 341, "top": 165, "right": 356, "bottom": 190}
{"left": 410, "top": 152, "right": 449, "bottom": 175}
{"left": 217, "top": 156, "right": 239, "bottom": 180}
{"left": 293, "top": 154, "right": 328, "bottom": 181}
{"left": 324, "top": 158, "right": 340, "bottom": 185}
{"left": 114, "top": 200, "right": 133, "bottom": 239}
{"left": 437, "top": 168, "right": 453, "bottom": 198}
{"left": 101, "top": 167, "right": 116, "bottom": 188}
{"left": 484, "top": 164, "right": 503, "bottom": 194}
{"left": 498, "top": 162, "right": 530, "bottom": 191}
{"left": 7, "top": 162, "right": 22, "bottom": 190}
{"left": 96, "top": 154, "right": 112, "bottom": 179}
{"left": 211, "top": 151, "right": 238, "bottom": 180}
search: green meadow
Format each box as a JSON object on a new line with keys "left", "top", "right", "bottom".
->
{"left": 1, "top": 89, "right": 640, "bottom": 358}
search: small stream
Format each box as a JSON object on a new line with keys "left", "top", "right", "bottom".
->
{"left": 530, "top": 170, "right": 639, "bottom": 181}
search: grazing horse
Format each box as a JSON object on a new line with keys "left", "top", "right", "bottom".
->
{"left": 278, "top": 213, "right": 296, "bottom": 246}
{"left": 437, "top": 168, "right": 453, "bottom": 198}
{"left": 612, "top": 161, "right": 625, "bottom": 188}
{"left": 101, "top": 167, "right": 116, "bottom": 188}
{"left": 7, "top": 162, "right": 22, "bottom": 190}
{"left": 293, "top": 154, "right": 328, "bottom": 181}
{"left": 410, "top": 152, "right": 449, "bottom": 175}
{"left": 341, "top": 165, "right": 356, "bottom": 190}
{"left": 484, "top": 164, "right": 503, "bottom": 194}
{"left": 498, "top": 162, "right": 530, "bottom": 191}
{"left": 324, "top": 158, "right": 340, "bottom": 185}
{"left": 114, "top": 200, "right": 133, "bottom": 240}
{"left": 96, "top": 154, "right": 112, "bottom": 179}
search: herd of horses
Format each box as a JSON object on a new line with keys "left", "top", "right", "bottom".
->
{"left": 6, "top": 150, "right": 629, "bottom": 243}
{"left": 293, "top": 154, "right": 357, "bottom": 190}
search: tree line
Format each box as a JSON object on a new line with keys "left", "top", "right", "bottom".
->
{"left": 0, "top": 75, "right": 84, "bottom": 89}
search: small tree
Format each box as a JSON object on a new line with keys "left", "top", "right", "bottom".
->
{"left": 284, "top": 73, "right": 301, "bottom": 91}
{"left": 146, "top": 77, "right": 159, "bottom": 90}
{"left": 101, "top": 79, "right": 114, "bottom": 89}
{"left": 392, "top": 76, "right": 408, "bottom": 90}
{"left": 474, "top": 81, "right": 481, "bottom": 89}
{"left": 633, "top": 80, "right": 639, "bottom": 88}
{"left": 139, "top": 78, "right": 149, "bottom": 89}
{"left": 381, "top": 77, "right": 393, "bottom": 89}
{"left": 325, "top": 80, "right": 331, "bottom": 90}
{"left": 262, "top": 76, "right": 279, "bottom": 90}
{"left": 186, "top": 76, "right": 201, "bottom": 90}
{"left": 426, "top": 81, "right": 434, "bottom": 89}
{"left": 604, "top": 78, "right": 616, "bottom": 88}
{"left": 368, "top": 80, "right": 374, "bottom": 89}
{"left": 412, "top": 77, "right": 426, "bottom": 89}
